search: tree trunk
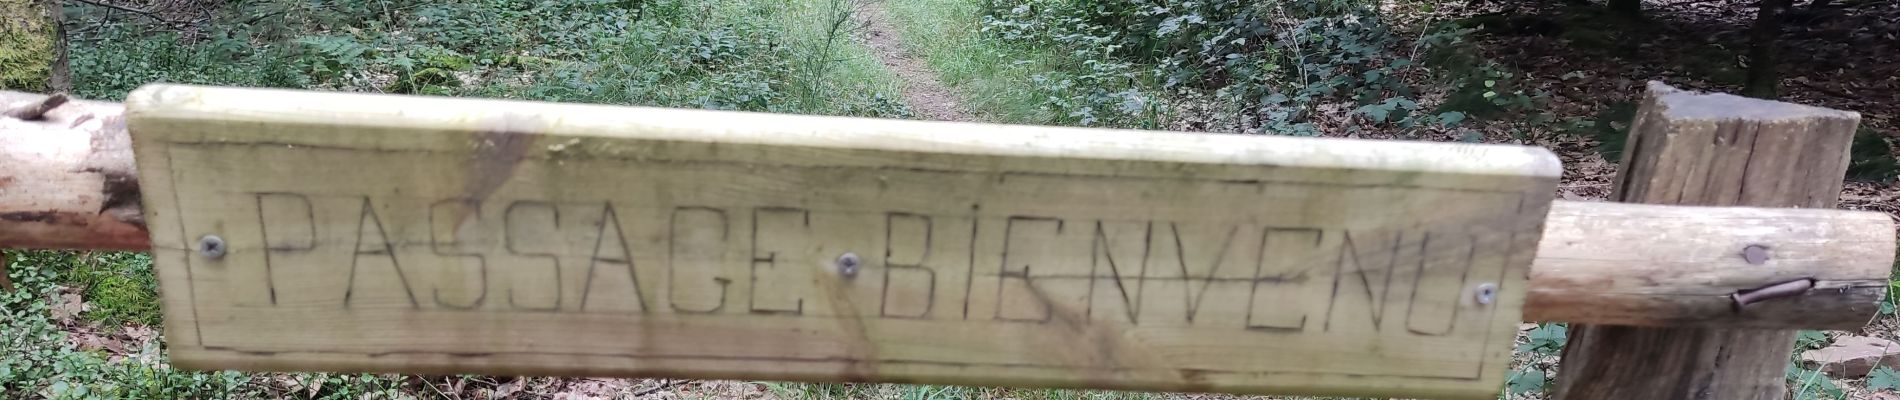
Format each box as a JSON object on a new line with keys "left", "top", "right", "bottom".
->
{"left": 1744, "top": 0, "right": 1790, "bottom": 98}
{"left": 0, "top": 0, "right": 63, "bottom": 91}
{"left": 46, "top": 0, "right": 70, "bottom": 93}
{"left": 0, "top": 250, "right": 9, "bottom": 293}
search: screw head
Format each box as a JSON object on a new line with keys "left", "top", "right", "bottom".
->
{"left": 198, "top": 235, "right": 226, "bottom": 259}
{"left": 1742, "top": 244, "right": 1771, "bottom": 265}
{"left": 1474, "top": 283, "right": 1498, "bottom": 305}
{"left": 836, "top": 252, "right": 860, "bottom": 277}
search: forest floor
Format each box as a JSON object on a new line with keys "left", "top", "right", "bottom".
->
{"left": 1427, "top": 0, "right": 1900, "bottom": 214}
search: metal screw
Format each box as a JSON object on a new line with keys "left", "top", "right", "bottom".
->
{"left": 836, "top": 252, "right": 860, "bottom": 277}
{"left": 1473, "top": 283, "right": 1498, "bottom": 305}
{"left": 198, "top": 235, "right": 226, "bottom": 259}
{"left": 1730, "top": 278, "right": 1813, "bottom": 310}
{"left": 1742, "top": 244, "right": 1771, "bottom": 265}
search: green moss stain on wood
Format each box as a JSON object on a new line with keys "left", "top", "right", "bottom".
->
{"left": 0, "top": 0, "right": 57, "bottom": 90}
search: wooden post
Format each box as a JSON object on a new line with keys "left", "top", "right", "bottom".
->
{"left": 1552, "top": 82, "right": 1864, "bottom": 399}
{"left": 45, "top": 0, "right": 71, "bottom": 93}
{"left": 0, "top": 250, "right": 11, "bottom": 292}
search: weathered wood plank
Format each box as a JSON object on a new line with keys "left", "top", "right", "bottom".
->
{"left": 13, "top": 90, "right": 1889, "bottom": 329}
{"left": 127, "top": 84, "right": 1558, "bottom": 399}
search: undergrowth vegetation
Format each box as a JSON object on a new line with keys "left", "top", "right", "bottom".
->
{"left": 66, "top": 0, "right": 910, "bottom": 117}
{"left": 2, "top": 251, "right": 414, "bottom": 399}
{"left": 965, "top": 0, "right": 1541, "bottom": 137}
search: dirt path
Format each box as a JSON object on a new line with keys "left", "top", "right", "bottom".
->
{"left": 858, "top": 3, "right": 981, "bottom": 122}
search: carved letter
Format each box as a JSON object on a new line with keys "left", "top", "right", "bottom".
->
{"left": 1089, "top": 221, "right": 1149, "bottom": 324}
{"left": 1246, "top": 227, "right": 1325, "bottom": 332}
{"left": 1326, "top": 231, "right": 1402, "bottom": 332}
{"left": 345, "top": 197, "right": 419, "bottom": 309}
{"left": 996, "top": 216, "right": 1061, "bottom": 322}
{"left": 504, "top": 201, "right": 561, "bottom": 311}
{"left": 882, "top": 212, "right": 935, "bottom": 318}
{"left": 255, "top": 192, "right": 316, "bottom": 306}
{"left": 1406, "top": 231, "right": 1475, "bottom": 336}
{"left": 581, "top": 202, "right": 648, "bottom": 313}
{"left": 428, "top": 199, "right": 487, "bottom": 309}
{"left": 669, "top": 207, "right": 729, "bottom": 313}
{"left": 750, "top": 207, "right": 808, "bottom": 315}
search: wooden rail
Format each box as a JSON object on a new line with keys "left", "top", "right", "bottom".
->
{"left": 4, "top": 89, "right": 1888, "bottom": 330}
{"left": 0, "top": 86, "right": 1891, "bottom": 399}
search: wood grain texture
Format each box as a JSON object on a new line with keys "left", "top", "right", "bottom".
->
{"left": 0, "top": 91, "right": 145, "bottom": 250}
{"left": 1526, "top": 201, "right": 1892, "bottom": 328}
{"left": 127, "top": 84, "right": 1559, "bottom": 399}
{"left": 12, "top": 90, "right": 1887, "bottom": 329}
{"left": 1553, "top": 82, "right": 1870, "bottom": 400}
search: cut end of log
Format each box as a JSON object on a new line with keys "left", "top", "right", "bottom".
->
{"left": 1646, "top": 81, "right": 1861, "bottom": 122}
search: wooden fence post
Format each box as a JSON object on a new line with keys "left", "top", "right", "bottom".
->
{"left": 0, "top": 250, "right": 11, "bottom": 292}
{"left": 1552, "top": 82, "right": 1863, "bottom": 399}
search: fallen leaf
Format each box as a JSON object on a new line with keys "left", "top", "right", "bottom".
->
{"left": 49, "top": 291, "right": 88, "bottom": 325}
{"left": 494, "top": 380, "right": 521, "bottom": 398}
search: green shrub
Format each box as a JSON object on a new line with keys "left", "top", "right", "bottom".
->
{"left": 67, "top": 0, "right": 908, "bottom": 118}
{"left": 977, "top": 0, "right": 1535, "bottom": 133}
{"left": 1, "top": 251, "right": 261, "bottom": 399}
{"left": 1848, "top": 127, "right": 1898, "bottom": 183}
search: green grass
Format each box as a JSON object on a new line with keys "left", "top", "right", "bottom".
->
{"left": 54, "top": 252, "right": 161, "bottom": 328}
{"left": 67, "top": 0, "right": 911, "bottom": 118}
{"left": 880, "top": 0, "right": 1106, "bottom": 124}
{"left": 776, "top": 0, "right": 915, "bottom": 118}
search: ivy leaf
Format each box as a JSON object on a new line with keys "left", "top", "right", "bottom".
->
{"left": 1507, "top": 366, "right": 1546, "bottom": 394}
{"left": 1871, "top": 367, "right": 1900, "bottom": 391}
{"left": 1518, "top": 323, "right": 1568, "bottom": 355}
{"left": 1788, "top": 365, "right": 1845, "bottom": 398}
{"left": 1530, "top": 323, "right": 1567, "bottom": 343}
{"left": 1796, "top": 330, "right": 1829, "bottom": 350}
{"left": 1355, "top": 103, "right": 1394, "bottom": 122}
{"left": 1438, "top": 111, "right": 1467, "bottom": 127}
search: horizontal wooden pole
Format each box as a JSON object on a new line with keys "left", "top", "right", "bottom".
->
{"left": 2, "top": 90, "right": 1892, "bottom": 334}
{"left": 0, "top": 91, "right": 145, "bottom": 250}
{"left": 1529, "top": 201, "right": 1891, "bottom": 329}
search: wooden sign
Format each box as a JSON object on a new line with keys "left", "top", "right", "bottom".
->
{"left": 127, "top": 84, "right": 1557, "bottom": 399}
